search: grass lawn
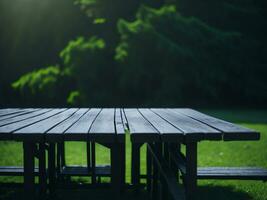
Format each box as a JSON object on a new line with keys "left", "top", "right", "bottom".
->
{"left": 0, "top": 109, "right": 266, "bottom": 200}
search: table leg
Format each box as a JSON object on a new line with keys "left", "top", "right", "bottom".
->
{"left": 48, "top": 143, "right": 56, "bottom": 196}
{"left": 111, "top": 142, "right": 121, "bottom": 197}
{"left": 39, "top": 142, "right": 46, "bottom": 196}
{"left": 185, "top": 142, "right": 197, "bottom": 200}
{"left": 131, "top": 142, "right": 141, "bottom": 193}
{"left": 23, "top": 141, "right": 35, "bottom": 199}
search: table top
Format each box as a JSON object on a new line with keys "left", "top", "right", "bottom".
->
{"left": 0, "top": 108, "right": 259, "bottom": 142}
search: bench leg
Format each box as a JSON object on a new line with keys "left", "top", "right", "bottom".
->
{"left": 23, "top": 141, "right": 35, "bottom": 200}
{"left": 185, "top": 142, "right": 197, "bottom": 200}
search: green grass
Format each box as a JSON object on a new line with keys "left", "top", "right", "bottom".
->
{"left": 0, "top": 109, "right": 266, "bottom": 200}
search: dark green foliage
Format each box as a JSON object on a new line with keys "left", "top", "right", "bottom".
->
{"left": 11, "top": 66, "right": 73, "bottom": 106}
{"left": 60, "top": 36, "right": 119, "bottom": 106}
{"left": 2, "top": 0, "right": 267, "bottom": 107}
{"left": 115, "top": 5, "right": 266, "bottom": 106}
{"left": 0, "top": 0, "right": 91, "bottom": 106}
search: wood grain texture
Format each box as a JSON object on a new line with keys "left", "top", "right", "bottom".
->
{"left": 64, "top": 108, "right": 101, "bottom": 140}
{"left": 46, "top": 108, "right": 89, "bottom": 141}
{"left": 89, "top": 108, "right": 116, "bottom": 142}
{"left": 175, "top": 108, "right": 260, "bottom": 140}
{"left": 0, "top": 109, "right": 65, "bottom": 140}
{"left": 0, "top": 109, "right": 38, "bottom": 122}
{"left": 15, "top": 109, "right": 78, "bottom": 134}
{"left": 151, "top": 109, "right": 221, "bottom": 141}
{"left": 139, "top": 108, "right": 184, "bottom": 142}
{"left": 124, "top": 108, "right": 159, "bottom": 142}
{"left": 0, "top": 109, "right": 50, "bottom": 127}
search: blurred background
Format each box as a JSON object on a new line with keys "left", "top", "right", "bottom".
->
{"left": 0, "top": 0, "right": 266, "bottom": 108}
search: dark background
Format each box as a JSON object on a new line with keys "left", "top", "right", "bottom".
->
{"left": 0, "top": 0, "right": 266, "bottom": 108}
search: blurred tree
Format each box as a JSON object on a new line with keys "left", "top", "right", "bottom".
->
{"left": 0, "top": 0, "right": 90, "bottom": 106}
{"left": 7, "top": 0, "right": 267, "bottom": 107}
{"left": 60, "top": 36, "right": 119, "bottom": 106}
{"left": 12, "top": 66, "right": 73, "bottom": 106}
{"left": 115, "top": 5, "right": 267, "bottom": 106}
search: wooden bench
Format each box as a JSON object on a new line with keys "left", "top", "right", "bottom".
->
{"left": 0, "top": 166, "right": 39, "bottom": 176}
{"left": 197, "top": 167, "right": 267, "bottom": 181}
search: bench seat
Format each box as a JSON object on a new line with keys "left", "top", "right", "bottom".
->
{"left": 61, "top": 165, "right": 111, "bottom": 177}
{"left": 197, "top": 167, "right": 267, "bottom": 181}
{"left": 0, "top": 166, "right": 39, "bottom": 176}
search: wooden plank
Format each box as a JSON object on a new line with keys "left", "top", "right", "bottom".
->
{"left": 115, "top": 108, "right": 125, "bottom": 142}
{"left": 0, "top": 109, "right": 51, "bottom": 127}
{"left": 121, "top": 109, "right": 128, "bottom": 129}
{"left": 197, "top": 167, "right": 267, "bottom": 180}
{"left": 89, "top": 108, "right": 116, "bottom": 142}
{"left": 46, "top": 108, "right": 89, "bottom": 141}
{"left": 124, "top": 108, "right": 159, "bottom": 142}
{"left": 0, "top": 108, "right": 19, "bottom": 113}
{"left": 139, "top": 108, "right": 183, "bottom": 142}
{"left": 64, "top": 108, "right": 101, "bottom": 140}
{"left": 0, "top": 109, "right": 65, "bottom": 140}
{"left": 0, "top": 109, "right": 38, "bottom": 121}
{"left": 175, "top": 108, "right": 260, "bottom": 141}
{"left": 151, "top": 109, "right": 221, "bottom": 141}
{"left": 0, "top": 166, "right": 39, "bottom": 176}
{"left": 0, "top": 108, "right": 24, "bottom": 117}
{"left": 14, "top": 108, "right": 77, "bottom": 140}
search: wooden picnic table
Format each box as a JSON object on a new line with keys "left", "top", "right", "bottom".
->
{"left": 0, "top": 108, "right": 125, "bottom": 198}
{"left": 0, "top": 108, "right": 264, "bottom": 200}
{"left": 123, "top": 108, "right": 261, "bottom": 200}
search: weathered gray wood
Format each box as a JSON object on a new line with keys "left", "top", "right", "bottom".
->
{"left": 0, "top": 109, "right": 65, "bottom": 140}
{"left": 124, "top": 108, "right": 159, "bottom": 142}
{"left": 64, "top": 108, "right": 101, "bottom": 140}
{"left": 13, "top": 109, "right": 78, "bottom": 140}
{"left": 151, "top": 109, "right": 221, "bottom": 141}
{"left": 139, "top": 108, "right": 183, "bottom": 142}
{"left": 89, "top": 108, "right": 116, "bottom": 142}
{"left": 0, "top": 166, "right": 39, "bottom": 176}
{"left": 0, "top": 108, "right": 25, "bottom": 117}
{"left": 121, "top": 108, "right": 128, "bottom": 129}
{"left": 0, "top": 109, "right": 38, "bottom": 122}
{"left": 115, "top": 108, "right": 126, "bottom": 142}
{"left": 46, "top": 108, "right": 89, "bottom": 141}
{"left": 175, "top": 108, "right": 260, "bottom": 141}
{"left": 0, "top": 109, "right": 51, "bottom": 127}
{"left": 197, "top": 167, "right": 267, "bottom": 180}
